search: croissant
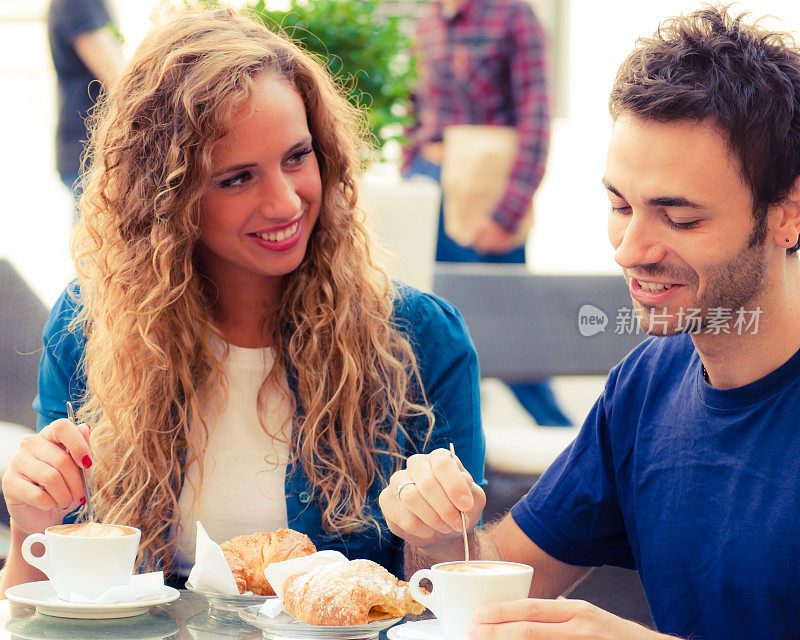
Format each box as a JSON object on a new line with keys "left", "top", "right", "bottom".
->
{"left": 282, "top": 558, "right": 425, "bottom": 625}
{"left": 220, "top": 529, "right": 317, "bottom": 595}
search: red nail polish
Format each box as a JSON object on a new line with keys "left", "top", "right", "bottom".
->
{"left": 82, "top": 455, "right": 92, "bottom": 469}
{"left": 80, "top": 496, "right": 86, "bottom": 505}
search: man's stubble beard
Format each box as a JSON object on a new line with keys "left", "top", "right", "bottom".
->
{"left": 634, "top": 219, "right": 769, "bottom": 337}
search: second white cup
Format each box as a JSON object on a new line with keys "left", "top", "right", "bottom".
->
{"left": 409, "top": 560, "right": 533, "bottom": 639}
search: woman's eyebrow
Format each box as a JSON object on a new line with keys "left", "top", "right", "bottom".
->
{"left": 213, "top": 162, "right": 257, "bottom": 178}
{"left": 286, "top": 136, "right": 313, "bottom": 152}
{"left": 212, "top": 137, "right": 313, "bottom": 177}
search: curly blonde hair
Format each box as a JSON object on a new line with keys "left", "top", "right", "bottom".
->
{"left": 72, "top": 9, "right": 433, "bottom": 573}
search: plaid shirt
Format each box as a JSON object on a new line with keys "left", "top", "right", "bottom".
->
{"left": 403, "top": 0, "right": 551, "bottom": 233}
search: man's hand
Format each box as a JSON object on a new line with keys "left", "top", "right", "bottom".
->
{"left": 468, "top": 598, "right": 677, "bottom": 640}
{"left": 379, "top": 448, "right": 486, "bottom": 560}
{"left": 469, "top": 218, "right": 521, "bottom": 255}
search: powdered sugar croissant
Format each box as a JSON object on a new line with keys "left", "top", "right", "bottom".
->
{"left": 282, "top": 558, "right": 425, "bottom": 625}
{"left": 220, "top": 529, "right": 316, "bottom": 595}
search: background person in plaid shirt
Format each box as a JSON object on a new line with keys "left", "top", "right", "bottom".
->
{"left": 402, "top": 0, "right": 570, "bottom": 426}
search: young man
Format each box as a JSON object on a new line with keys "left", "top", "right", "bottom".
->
{"left": 380, "top": 6, "right": 800, "bottom": 639}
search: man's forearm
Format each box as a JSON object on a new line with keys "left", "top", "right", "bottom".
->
{"left": 403, "top": 528, "right": 500, "bottom": 578}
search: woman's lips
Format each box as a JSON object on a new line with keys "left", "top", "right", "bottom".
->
{"left": 249, "top": 216, "right": 303, "bottom": 252}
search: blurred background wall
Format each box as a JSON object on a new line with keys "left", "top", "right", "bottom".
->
{"left": 3, "top": 0, "right": 800, "bottom": 307}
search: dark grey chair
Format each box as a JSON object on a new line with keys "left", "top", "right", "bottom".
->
{"left": 433, "top": 264, "right": 654, "bottom": 629}
{"left": 0, "top": 259, "right": 48, "bottom": 534}
{"left": 0, "top": 259, "right": 48, "bottom": 429}
{"left": 432, "top": 263, "right": 645, "bottom": 381}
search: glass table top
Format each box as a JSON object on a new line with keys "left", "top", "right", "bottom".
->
{"left": 2, "top": 590, "right": 418, "bottom": 640}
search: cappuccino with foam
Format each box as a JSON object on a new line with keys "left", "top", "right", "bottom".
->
{"left": 49, "top": 522, "right": 136, "bottom": 538}
{"left": 437, "top": 560, "right": 529, "bottom": 575}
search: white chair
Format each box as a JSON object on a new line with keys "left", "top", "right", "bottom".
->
{"left": 359, "top": 166, "right": 440, "bottom": 292}
{"left": 480, "top": 378, "right": 583, "bottom": 474}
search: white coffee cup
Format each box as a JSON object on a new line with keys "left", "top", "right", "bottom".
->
{"left": 409, "top": 560, "right": 533, "bottom": 639}
{"left": 21, "top": 523, "right": 141, "bottom": 601}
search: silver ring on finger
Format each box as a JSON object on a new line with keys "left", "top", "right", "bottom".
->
{"left": 396, "top": 479, "right": 416, "bottom": 503}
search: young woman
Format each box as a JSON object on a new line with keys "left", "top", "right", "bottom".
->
{"left": 0, "top": 9, "right": 483, "bottom": 590}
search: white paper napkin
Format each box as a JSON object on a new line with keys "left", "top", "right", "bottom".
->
{"left": 69, "top": 571, "right": 166, "bottom": 604}
{"left": 186, "top": 521, "right": 240, "bottom": 594}
{"left": 259, "top": 550, "right": 349, "bottom": 618}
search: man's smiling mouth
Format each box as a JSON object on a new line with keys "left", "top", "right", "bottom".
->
{"left": 635, "top": 279, "right": 676, "bottom": 293}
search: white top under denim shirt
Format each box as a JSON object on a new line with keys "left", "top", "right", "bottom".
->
{"left": 173, "top": 340, "right": 292, "bottom": 576}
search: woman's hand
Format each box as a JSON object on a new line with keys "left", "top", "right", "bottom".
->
{"left": 2, "top": 418, "right": 92, "bottom": 536}
{"left": 379, "top": 448, "right": 486, "bottom": 556}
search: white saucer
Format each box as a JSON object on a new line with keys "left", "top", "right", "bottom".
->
{"left": 5, "top": 610, "right": 180, "bottom": 640}
{"left": 4, "top": 581, "right": 180, "bottom": 619}
{"left": 239, "top": 604, "right": 403, "bottom": 639}
{"left": 387, "top": 620, "right": 466, "bottom": 640}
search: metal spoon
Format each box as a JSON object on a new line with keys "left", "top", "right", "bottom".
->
{"left": 67, "top": 402, "right": 94, "bottom": 523}
{"left": 449, "top": 442, "right": 469, "bottom": 567}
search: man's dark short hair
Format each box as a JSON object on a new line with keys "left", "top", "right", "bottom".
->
{"left": 609, "top": 3, "right": 800, "bottom": 252}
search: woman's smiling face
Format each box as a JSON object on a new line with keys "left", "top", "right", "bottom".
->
{"left": 197, "top": 73, "right": 322, "bottom": 290}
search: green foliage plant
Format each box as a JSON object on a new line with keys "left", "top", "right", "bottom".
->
{"left": 188, "top": 0, "right": 415, "bottom": 152}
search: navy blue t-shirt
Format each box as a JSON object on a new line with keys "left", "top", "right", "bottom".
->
{"left": 47, "top": 0, "right": 112, "bottom": 173}
{"left": 512, "top": 333, "right": 800, "bottom": 639}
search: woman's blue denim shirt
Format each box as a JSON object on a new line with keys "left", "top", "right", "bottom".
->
{"left": 33, "top": 282, "right": 485, "bottom": 578}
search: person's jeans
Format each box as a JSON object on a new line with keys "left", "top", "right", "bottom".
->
{"left": 405, "top": 155, "right": 571, "bottom": 426}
